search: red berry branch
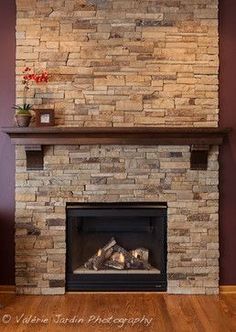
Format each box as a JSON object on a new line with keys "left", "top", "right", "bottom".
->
{"left": 22, "top": 67, "right": 49, "bottom": 105}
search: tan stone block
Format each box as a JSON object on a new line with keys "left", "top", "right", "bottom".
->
{"left": 16, "top": 193, "right": 36, "bottom": 202}
{"left": 195, "top": 9, "right": 218, "bottom": 20}
{"left": 17, "top": 18, "right": 41, "bottom": 25}
{"left": 194, "top": 66, "right": 218, "bottom": 75}
{"left": 16, "top": 39, "right": 40, "bottom": 46}
{"left": 160, "top": 161, "right": 189, "bottom": 169}
{"left": 46, "top": 41, "right": 59, "bottom": 49}
{"left": 135, "top": 116, "right": 165, "bottom": 125}
{"left": 17, "top": 0, "right": 37, "bottom": 10}
{"left": 126, "top": 75, "right": 151, "bottom": 86}
{"left": 40, "top": 51, "right": 69, "bottom": 62}
{"left": 65, "top": 91, "right": 84, "bottom": 99}
{"left": 116, "top": 95, "right": 143, "bottom": 111}
{"left": 41, "top": 288, "right": 65, "bottom": 295}
{"left": 152, "top": 98, "right": 174, "bottom": 109}
{"left": 126, "top": 13, "right": 163, "bottom": 20}
{"left": 142, "top": 31, "right": 165, "bottom": 39}
{"left": 34, "top": 237, "right": 54, "bottom": 249}
{"left": 94, "top": 75, "right": 125, "bottom": 87}
{"left": 16, "top": 51, "right": 39, "bottom": 60}
{"left": 177, "top": 78, "right": 197, "bottom": 85}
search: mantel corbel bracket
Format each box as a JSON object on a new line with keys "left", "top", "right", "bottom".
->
{"left": 190, "top": 144, "right": 210, "bottom": 170}
{"left": 25, "top": 145, "right": 43, "bottom": 171}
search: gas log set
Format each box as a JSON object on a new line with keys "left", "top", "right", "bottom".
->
{"left": 83, "top": 238, "right": 153, "bottom": 271}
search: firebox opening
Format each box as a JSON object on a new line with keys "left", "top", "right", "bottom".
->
{"left": 66, "top": 202, "right": 167, "bottom": 291}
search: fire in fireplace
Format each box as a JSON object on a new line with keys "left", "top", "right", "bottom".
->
{"left": 82, "top": 237, "right": 155, "bottom": 272}
{"left": 66, "top": 203, "right": 167, "bottom": 291}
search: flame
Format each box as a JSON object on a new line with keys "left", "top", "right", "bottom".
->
{"left": 119, "top": 253, "right": 125, "bottom": 263}
{"left": 133, "top": 252, "right": 138, "bottom": 259}
{"left": 97, "top": 249, "right": 102, "bottom": 257}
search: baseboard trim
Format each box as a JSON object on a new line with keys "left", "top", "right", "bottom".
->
{"left": 0, "top": 285, "right": 16, "bottom": 294}
{"left": 220, "top": 285, "right": 236, "bottom": 294}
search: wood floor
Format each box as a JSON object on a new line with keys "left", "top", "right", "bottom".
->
{"left": 0, "top": 293, "right": 235, "bottom": 332}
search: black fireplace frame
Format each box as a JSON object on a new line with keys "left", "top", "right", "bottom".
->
{"left": 66, "top": 202, "right": 167, "bottom": 292}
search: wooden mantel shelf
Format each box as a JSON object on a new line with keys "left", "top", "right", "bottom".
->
{"left": 2, "top": 126, "right": 229, "bottom": 145}
{"left": 2, "top": 127, "right": 230, "bottom": 171}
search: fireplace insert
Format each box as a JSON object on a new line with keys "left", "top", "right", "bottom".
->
{"left": 66, "top": 203, "right": 167, "bottom": 291}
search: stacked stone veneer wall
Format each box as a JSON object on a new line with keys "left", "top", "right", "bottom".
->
{"left": 16, "top": 0, "right": 219, "bottom": 127}
{"left": 15, "top": 145, "right": 219, "bottom": 294}
{"left": 15, "top": 0, "right": 219, "bottom": 295}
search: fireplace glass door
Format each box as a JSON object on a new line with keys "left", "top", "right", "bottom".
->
{"left": 66, "top": 203, "right": 167, "bottom": 291}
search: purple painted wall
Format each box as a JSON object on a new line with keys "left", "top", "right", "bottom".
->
{"left": 0, "top": 0, "right": 236, "bottom": 285}
{"left": 0, "top": 0, "right": 15, "bottom": 284}
{"left": 219, "top": 0, "right": 236, "bottom": 284}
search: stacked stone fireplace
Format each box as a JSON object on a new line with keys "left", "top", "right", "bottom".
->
{"left": 15, "top": 0, "right": 219, "bottom": 294}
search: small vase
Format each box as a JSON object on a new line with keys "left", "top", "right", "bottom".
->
{"left": 15, "top": 114, "right": 32, "bottom": 127}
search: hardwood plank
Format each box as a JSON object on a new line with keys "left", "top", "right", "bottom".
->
{"left": 220, "top": 285, "right": 236, "bottom": 294}
{"left": 0, "top": 294, "right": 235, "bottom": 332}
{"left": 0, "top": 286, "right": 16, "bottom": 294}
